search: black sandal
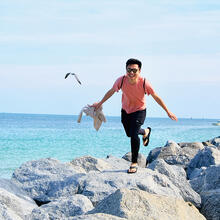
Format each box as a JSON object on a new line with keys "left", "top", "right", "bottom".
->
{"left": 143, "top": 127, "right": 151, "bottom": 147}
{"left": 127, "top": 166, "right": 138, "bottom": 174}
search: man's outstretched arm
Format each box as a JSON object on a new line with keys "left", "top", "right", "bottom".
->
{"left": 151, "top": 92, "right": 178, "bottom": 121}
{"left": 92, "top": 88, "right": 116, "bottom": 110}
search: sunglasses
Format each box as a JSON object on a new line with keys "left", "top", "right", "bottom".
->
{"left": 127, "top": 68, "right": 138, "bottom": 74}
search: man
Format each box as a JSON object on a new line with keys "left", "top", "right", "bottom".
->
{"left": 93, "top": 58, "right": 177, "bottom": 173}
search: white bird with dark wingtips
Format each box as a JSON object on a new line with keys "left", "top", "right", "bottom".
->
{"left": 65, "top": 72, "right": 81, "bottom": 85}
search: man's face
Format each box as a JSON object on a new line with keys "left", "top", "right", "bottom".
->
{"left": 126, "top": 64, "right": 141, "bottom": 80}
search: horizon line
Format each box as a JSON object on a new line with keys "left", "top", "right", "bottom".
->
{"left": 0, "top": 112, "right": 219, "bottom": 120}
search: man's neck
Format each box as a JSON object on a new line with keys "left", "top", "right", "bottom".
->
{"left": 127, "top": 76, "right": 139, "bottom": 84}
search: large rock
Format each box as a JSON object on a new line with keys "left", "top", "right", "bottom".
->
{"left": 0, "top": 188, "right": 37, "bottom": 220}
{"left": 0, "top": 178, "right": 36, "bottom": 205}
{"left": 122, "top": 152, "right": 146, "bottom": 168}
{"left": 211, "top": 136, "right": 220, "bottom": 148}
{"left": 205, "top": 136, "right": 220, "bottom": 148}
{"left": 0, "top": 203, "right": 23, "bottom": 220}
{"left": 29, "top": 194, "right": 94, "bottom": 220}
{"left": 69, "top": 155, "right": 112, "bottom": 173}
{"left": 72, "top": 213, "right": 126, "bottom": 220}
{"left": 70, "top": 155, "right": 132, "bottom": 173}
{"left": 77, "top": 166, "right": 187, "bottom": 206}
{"left": 187, "top": 146, "right": 220, "bottom": 178}
{"left": 190, "top": 165, "right": 220, "bottom": 194}
{"left": 89, "top": 188, "right": 205, "bottom": 220}
{"left": 147, "top": 140, "right": 204, "bottom": 168}
{"left": 147, "top": 159, "right": 201, "bottom": 207}
{"left": 0, "top": 178, "right": 37, "bottom": 220}
{"left": 200, "top": 189, "right": 220, "bottom": 220}
{"left": 190, "top": 165, "right": 220, "bottom": 220}
{"left": 11, "top": 158, "right": 84, "bottom": 204}
{"left": 147, "top": 141, "right": 178, "bottom": 164}
{"left": 188, "top": 167, "right": 207, "bottom": 180}
{"left": 103, "top": 155, "right": 131, "bottom": 171}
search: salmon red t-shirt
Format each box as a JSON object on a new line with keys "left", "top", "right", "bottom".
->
{"left": 112, "top": 75, "right": 155, "bottom": 114}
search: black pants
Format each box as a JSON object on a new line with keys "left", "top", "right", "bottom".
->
{"left": 121, "top": 109, "right": 146, "bottom": 163}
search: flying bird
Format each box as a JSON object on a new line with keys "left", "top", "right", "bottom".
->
{"left": 65, "top": 72, "right": 81, "bottom": 85}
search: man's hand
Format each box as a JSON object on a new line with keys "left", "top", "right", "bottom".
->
{"left": 167, "top": 111, "right": 178, "bottom": 121}
{"left": 91, "top": 102, "right": 102, "bottom": 111}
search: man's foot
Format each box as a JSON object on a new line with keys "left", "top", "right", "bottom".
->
{"left": 142, "top": 127, "right": 151, "bottom": 146}
{"left": 127, "top": 163, "right": 138, "bottom": 174}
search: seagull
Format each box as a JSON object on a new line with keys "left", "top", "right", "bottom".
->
{"left": 65, "top": 72, "right": 81, "bottom": 85}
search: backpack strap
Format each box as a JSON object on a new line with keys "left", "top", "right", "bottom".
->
{"left": 120, "top": 76, "right": 125, "bottom": 89}
{"left": 143, "top": 78, "right": 146, "bottom": 94}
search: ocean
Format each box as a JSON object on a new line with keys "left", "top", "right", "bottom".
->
{"left": 0, "top": 113, "right": 219, "bottom": 179}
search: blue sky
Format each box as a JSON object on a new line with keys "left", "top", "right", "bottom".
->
{"left": 0, "top": 0, "right": 220, "bottom": 119}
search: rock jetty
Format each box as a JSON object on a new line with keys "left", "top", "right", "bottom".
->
{"left": 0, "top": 136, "right": 219, "bottom": 220}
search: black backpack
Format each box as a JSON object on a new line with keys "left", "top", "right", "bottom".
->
{"left": 120, "top": 76, "right": 146, "bottom": 94}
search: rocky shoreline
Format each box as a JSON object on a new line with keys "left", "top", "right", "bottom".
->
{"left": 0, "top": 136, "right": 220, "bottom": 220}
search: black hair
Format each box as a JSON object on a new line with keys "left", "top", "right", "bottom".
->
{"left": 126, "top": 58, "right": 142, "bottom": 69}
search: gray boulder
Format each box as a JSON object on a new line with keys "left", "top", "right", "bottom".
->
{"left": 0, "top": 203, "right": 23, "bottom": 220}
{"left": 0, "top": 187, "right": 37, "bottom": 220}
{"left": 72, "top": 213, "right": 126, "bottom": 220}
{"left": 11, "top": 158, "right": 84, "bottom": 203}
{"left": 0, "top": 178, "right": 37, "bottom": 220}
{"left": 77, "top": 166, "right": 186, "bottom": 206}
{"left": 187, "top": 146, "right": 220, "bottom": 178}
{"left": 69, "top": 155, "right": 112, "bottom": 173}
{"left": 190, "top": 165, "right": 220, "bottom": 194}
{"left": 211, "top": 136, "right": 220, "bottom": 147}
{"left": 29, "top": 194, "right": 94, "bottom": 220}
{"left": 147, "top": 159, "right": 201, "bottom": 207}
{"left": 69, "top": 155, "right": 132, "bottom": 173}
{"left": 188, "top": 167, "right": 207, "bottom": 180}
{"left": 147, "top": 140, "right": 204, "bottom": 168}
{"left": 200, "top": 189, "right": 220, "bottom": 220}
{"left": 190, "top": 165, "right": 220, "bottom": 220}
{"left": 103, "top": 155, "right": 131, "bottom": 171}
{"left": 205, "top": 136, "right": 220, "bottom": 148}
{"left": 69, "top": 155, "right": 131, "bottom": 173}
{"left": 122, "top": 152, "right": 146, "bottom": 168}
{"left": 89, "top": 188, "right": 205, "bottom": 220}
{"left": 146, "top": 146, "right": 162, "bottom": 164}
{"left": 147, "top": 140, "right": 181, "bottom": 164}
{"left": 0, "top": 178, "right": 36, "bottom": 205}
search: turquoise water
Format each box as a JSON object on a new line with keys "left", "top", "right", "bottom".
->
{"left": 0, "top": 113, "right": 219, "bottom": 179}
